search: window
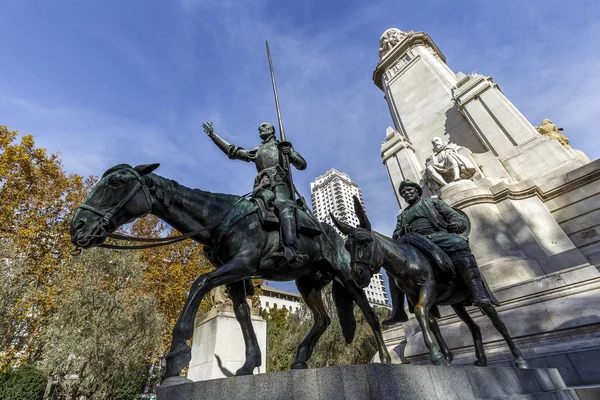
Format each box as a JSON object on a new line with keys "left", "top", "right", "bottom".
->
{"left": 266, "top": 302, "right": 269, "bottom": 307}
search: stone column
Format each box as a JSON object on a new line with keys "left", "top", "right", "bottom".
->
{"left": 452, "top": 73, "right": 588, "bottom": 181}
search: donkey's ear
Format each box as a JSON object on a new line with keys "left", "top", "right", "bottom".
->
{"left": 134, "top": 163, "right": 160, "bottom": 176}
{"left": 330, "top": 212, "right": 353, "bottom": 236}
{"left": 353, "top": 196, "right": 371, "bottom": 231}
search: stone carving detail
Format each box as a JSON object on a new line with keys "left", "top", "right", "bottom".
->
{"left": 424, "top": 137, "right": 477, "bottom": 191}
{"left": 379, "top": 28, "right": 408, "bottom": 59}
{"left": 535, "top": 119, "right": 571, "bottom": 147}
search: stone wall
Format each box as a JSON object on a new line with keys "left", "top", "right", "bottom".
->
{"left": 544, "top": 159, "right": 600, "bottom": 267}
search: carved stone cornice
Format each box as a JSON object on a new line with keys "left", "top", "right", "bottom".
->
{"left": 450, "top": 160, "right": 600, "bottom": 209}
{"left": 373, "top": 31, "right": 447, "bottom": 91}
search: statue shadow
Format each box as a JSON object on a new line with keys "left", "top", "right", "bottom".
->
{"left": 444, "top": 107, "right": 488, "bottom": 154}
{"left": 214, "top": 354, "right": 235, "bottom": 377}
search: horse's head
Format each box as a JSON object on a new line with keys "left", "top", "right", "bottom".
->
{"left": 70, "top": 163, "right": 160, "bottom": 249}
{"left": 330, "top": 196, "right": 379, "bottom": 289}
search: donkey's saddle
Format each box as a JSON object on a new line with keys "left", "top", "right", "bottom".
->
{"left": 251, "top": 197, "right": 322, "bottom": 237}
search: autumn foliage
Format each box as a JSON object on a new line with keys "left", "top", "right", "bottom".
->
{"left": 0, "top": 126, "right": 91, "bottom": 368}
{"left": 0, "top": 126, "right": 215, "bottom": 395}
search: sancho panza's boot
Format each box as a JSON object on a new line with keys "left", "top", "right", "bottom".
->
{"left": 382, "top": 279, "right": 409, "bottom": 325}
{"left": 273, "top": 206, "right": 308, "bottom": 268}
{"left": 454, "top": 255, "right": 492, "bottom": 308}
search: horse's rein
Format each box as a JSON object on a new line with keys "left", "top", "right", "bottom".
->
{"left": 70, "top": 168, "right": 249, "bottom": 255}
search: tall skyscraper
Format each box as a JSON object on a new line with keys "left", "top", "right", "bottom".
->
{"left": 310, "top": 169, "right": 389, "bottom": 308}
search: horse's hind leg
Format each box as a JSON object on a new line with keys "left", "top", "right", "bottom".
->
{"left": 415, "top": 283, "right": 448, "bottom": 366}
{"left": 227, "top": 280, "right": 261, "bottom": 376}
{"left": 291, "top": 278, "right": 330, "bottom": 369}
{"left": 481, "top": 304, "right": 529, "bottom": 369}
{"left": 344, "top": 280, "right": 391, "bottom": 364}
{"left": 428, "top": 314, "right": 453, "bottom": 363}
{"left": 451, "top": 303, "right": 487, "bottom": 366}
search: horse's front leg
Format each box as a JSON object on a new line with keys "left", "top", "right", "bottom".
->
{"left": 227, "top": 280, "right": 262, "bottom": 376}
{"left": 345, "top": 280, "right": 391, "bottom": 364}
{"left": 414, "top": 283, "right": 448, "bottom": 366}
{"left": 428, "top": 313, "right": 453, "bottom": 364}
{"left": 165, "top": 257, "right": 254, "bottom": 378}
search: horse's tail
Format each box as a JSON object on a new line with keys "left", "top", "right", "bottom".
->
{"left": 332, "top": 280, "right": 356, "bottom": 344}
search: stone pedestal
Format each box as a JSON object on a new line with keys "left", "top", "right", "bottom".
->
{"left": 186, "top": 308, "right": 266, "bottom": 381}
{"left": 159, "top": 364, "right": 576, "bottom": 400}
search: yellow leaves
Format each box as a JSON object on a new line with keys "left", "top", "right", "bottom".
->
{"left": 0, "top": 126, "right": 91, "bottom": 369}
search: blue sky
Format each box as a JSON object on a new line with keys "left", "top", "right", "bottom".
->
{"left": 2, "top": 0, "right": 600, "bottom": 293}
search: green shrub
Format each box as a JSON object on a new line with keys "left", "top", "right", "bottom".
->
{"left": 0, "top": 364, "right": 46, "bottom": 400}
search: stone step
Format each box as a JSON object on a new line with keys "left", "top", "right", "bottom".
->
{"left": 507, "top": 389, "right": 579, "bottom": 399}
{"left": 573, "top": 385, "right": 600, "bottom": 400}
{"left": 158, "top": 364, "right": 572, "bottom": 400}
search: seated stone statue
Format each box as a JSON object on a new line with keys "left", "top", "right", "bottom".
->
{"left": 424, "top": 137, "right": 477, "bottom": 190}
{"left": 535, "top": 119, "right": 571, "bottom": 147}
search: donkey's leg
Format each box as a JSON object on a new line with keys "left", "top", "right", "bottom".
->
{"left": 451, "top": 303, "right": 487, "bottom": 367}
{"left": 414, "top": 283, "right": 447, "bottom": 366}
{"left": 227, "top": 280, "right": 261, "bottom": 376}
{"left": 481, "top": 304, "right": 529, "bottom": 369}
{"left": 345, "top": 280, "right": 391, "bottom": 364}
{"left": 428, "top": 314, "right": 453, "bottom": 363}
{"left": 166, "top": 257, "right": 254, "bottom": 378}
{"left": 290, "top": 278, "right": 330, "bottom": 369}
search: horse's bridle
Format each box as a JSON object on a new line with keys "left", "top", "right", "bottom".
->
{"left": 349, "top": 233, "right": 380, "bottom": 274}
{"left": 77, "top": 168, "right": 153, "bottom": 233}
{"left": 71, "top": 168, "right": 246, "bottom": 255}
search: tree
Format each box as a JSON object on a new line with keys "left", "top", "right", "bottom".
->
{"left": 0, "top": 364, "right": 46, "bottom": 400}
{"left": 0, "top": 126, "right": 91, "bottom": 369}
{"left": 42, "top": 248, "right": 164, "bottom": 400}
{"left": 0, "top": 241, "right": 29, "bottom": 363}
{"left": 261, "top": 305, "right": 295, "bottom": 372}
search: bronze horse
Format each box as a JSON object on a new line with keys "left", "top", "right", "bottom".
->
{"left": 69, "top": 164, "right": 391, "bottom": 379}
{"left": 331, "top": 197, "right": 528, "bottom": 369}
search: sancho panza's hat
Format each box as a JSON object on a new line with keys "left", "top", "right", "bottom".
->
{"left": 398, "top": 180, "right": 423, "bottom": 196}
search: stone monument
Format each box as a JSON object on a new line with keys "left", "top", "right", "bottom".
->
{"left": 375, "top": 27, "right": 600, "bottom": 387}
{"left": 187, "top": 286, "right": 267, "bottom": 381}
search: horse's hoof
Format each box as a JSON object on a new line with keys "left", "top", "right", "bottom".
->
{"left": 165, "top": 343, "right": 192, "bottom": 378}
{"left": 291, "top": 361, "right": 308, "bottom": 369}
{"left": 473, "top": 360, "right": 488, "bottom": 367}
{"left": 515, "top": 358, "right": 529, "bottom": 369}
{"left": 444, "top": 352, "right": 454, "bottom": 364}
{"left": 431, "top": 354, "right": 449, "bottom": 366}
{"left": 235, "top": 366, "right": 255, "bottom": 376}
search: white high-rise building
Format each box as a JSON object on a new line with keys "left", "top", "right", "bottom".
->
{"left": 310, "top": 169, "right": 389, "bottom": 308}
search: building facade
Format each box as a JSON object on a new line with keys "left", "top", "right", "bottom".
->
{"left": 310, "top": 168, "right": 390, "bottom": 308}
{"left": 259, "top": 285, "right": 302, "bottom": 314}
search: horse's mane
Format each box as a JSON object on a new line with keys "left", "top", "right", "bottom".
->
{"left": 146, "top": 173, "right": 241, "bottom": 208}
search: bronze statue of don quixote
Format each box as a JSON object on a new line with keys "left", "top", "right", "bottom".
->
{"left": 69, "top": 42, "right": 526, "bottom": 388}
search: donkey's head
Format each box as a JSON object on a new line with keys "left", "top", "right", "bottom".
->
{"left": 70, "top": 163, "right": 159, "bottom": 249}
{"left": 330, "top": 196, "right": 379, "bottom": 289}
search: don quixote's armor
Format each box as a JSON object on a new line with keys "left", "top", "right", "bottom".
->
{"left": 204, "top": 122, "right": 308, "bottom": 268}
